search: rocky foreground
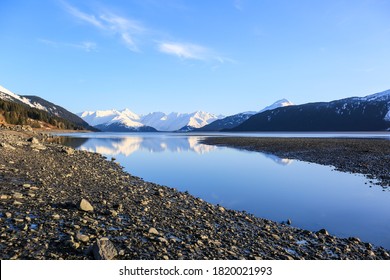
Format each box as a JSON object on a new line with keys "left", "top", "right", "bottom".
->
{"left": 1, "top": 129, "right": 389, "bottom": 260}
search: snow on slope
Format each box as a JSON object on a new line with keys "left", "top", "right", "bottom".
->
{"left": 80, "top": 110, "right": 124, "bottom": 126}
{"left": 142, "top": 111, "right": 221, "bottom": 131}
{"left": 79, "top": 109, "right": 223, "bottom": 131}
{"left": 258, "top": 99, "right": 294, "bottom": 113}
{"left": 0, "top": 85, "right": 46, "bottom": 111}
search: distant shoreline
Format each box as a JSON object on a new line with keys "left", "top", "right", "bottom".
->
{"left": 202, "top": 136, "right": 390, "bottom": 187}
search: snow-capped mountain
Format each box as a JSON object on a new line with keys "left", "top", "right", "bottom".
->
{"left": 197, "top": 99, "right": 294, "bottom": 131}
{"left": 142, "top": 111, "right": 222, "bottom": 131}
{"left": 80, "top": 109, "right": 156, "bottom": 132}
{"left": 0, "top": 84, "right": 94, "bottom": 130}
{"left": 0, "top": 85, "right": 46, "bottom": 110}
{"left": 229, "top": 89, "right": 390, "bottom": 131}
{"left": 79, "top": 109, "right": 223, "bottom": 132}
{"left": 258, "top": 99, "right": 294, "bottom": 113}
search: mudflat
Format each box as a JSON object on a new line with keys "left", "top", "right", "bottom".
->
{"left": 1, "top": 129, "right": 389, "bottom": 260}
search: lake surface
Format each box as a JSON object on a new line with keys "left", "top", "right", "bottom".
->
{"left": 59, "top": 132, "right": 390, "bottom": 249}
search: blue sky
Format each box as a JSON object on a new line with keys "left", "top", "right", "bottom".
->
{"left": 1, "top": 0, "right": 390, "bottom": 115}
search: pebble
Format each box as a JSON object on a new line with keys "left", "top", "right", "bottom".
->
{"left": 78, "top": 199, "right": 94, "bottom": 212}
{"left": 148, "top": 227, "right": 159, "bottom": 235}
{"left": 76, "top": 232, "right": 90, "bottom": 243}
{"left": 52, "top": 214, "right": 60, "bottom": 220}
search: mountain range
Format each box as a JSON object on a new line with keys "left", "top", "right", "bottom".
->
{"left": 196, "top": 99, "right": 293, "bottom": 131}
{"left": 79, "top": 109, "right": 224, "bottom": 132}
{"left": 0, "top": 85, "right": 94, "bottom": 130}
{"left": 2, "top": 83, "right": 390, "bottom": 132}
{"left": 228, "top": 89, "right": 390, "bottom": 131}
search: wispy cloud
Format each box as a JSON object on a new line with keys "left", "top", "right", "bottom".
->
{"left": 61, "top": 1, "right": 233, "bottom": 64}
{"left": 62, "top": 1, "right": 145, "bottom": 51}
{"left": 158, "top": 42, "right": 208, "bottom": 60}
{"left": 39, "top": 38, "right": 97, "bottom": 52}
{"left": 158, "top": 41, "right": 232, "bottom": 63}
{"left": 234, "top": 0, "right": 244, "bottom": 11}
{"left": 62, "top": 1, "right": 104, "bottom": 29}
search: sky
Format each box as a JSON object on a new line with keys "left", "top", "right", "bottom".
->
{"left": 1, "top": 0, "right": 390, "bottom": 116}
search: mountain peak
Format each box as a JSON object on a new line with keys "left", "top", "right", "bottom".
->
{"left": 258, "top": 99, "right": 293, "bottom": 113}
{"left": 80, "top": 109, "right": 223, "bottom": 131}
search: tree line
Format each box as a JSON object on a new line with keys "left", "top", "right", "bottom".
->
{"left": 0, "top": 99, "right": 85, "bottom": 130}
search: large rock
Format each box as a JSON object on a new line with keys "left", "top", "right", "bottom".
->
{"left": 61, "top": 147, "right": 75, "bottom": 155}
{"left": 79, "top": 199, "right": 94, "bottom": 212}
{"left": 27, "top": 137, "right": 39, "bottom": 144}
{"left": 91, "top": 238, "right": 118, "bottom": 260}
{"left": 0, "top": 143, "right": 15, "bottom": 150}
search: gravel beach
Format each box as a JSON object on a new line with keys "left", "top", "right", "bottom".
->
{"left": 1, "top": 128, "right": 389, "bottom": 260}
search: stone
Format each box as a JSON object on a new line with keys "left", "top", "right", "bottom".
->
{"left": 27, "top": 137, "right": 39, "bottom": 144}
{"left": 271, "top": 234, "right": 281, "bottom": 241}
{"left": 76, "top": 232, "right": 90, "bottom": 243}
{"left": 218, "top": 206, "right": 225, "bottom": 213}
{"left": 0, "top": 143, "right": 15, "bottom": 150}
{"left": 52, "top": 214, "right": 60, "bottom": 220}
{"left": 157, "top": 237, "right": 168, "bottom": 244}
{"left": 148, "top": 227, "right": 159, "bottom": 235}
{"left": 61, "top": 147, "right": 75, "bottom": 155}
{"left": 91, "top": 238, "right": 118, "bottom": 260}
{"left": 12, "top": 193, "right": 23, "bottom": 199}
{"left": 287, "top": 219, "right": 292, "bottom": 225}
{"left": 31, "top": 144, "right": 46, "bottom": 150}
{"left": 79, "top": 199, "right": 94, "bottom": 212}
{"left": 317, "top": 229, "right": 329, "bottom": 236}
{"left": 110, "top": 210, "right": 118, "bottom": 217}
{"left": 5, "top": 212, "right": 12, "bottom": 218}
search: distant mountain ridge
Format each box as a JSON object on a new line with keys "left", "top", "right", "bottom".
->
{"left": 0, "top": 85, "right": 95, "bottom": 130}
{"left": 228, "top": 89, "right": 390, "bottom": 131}
{"left": 79, "top": 109, "right": 223, "bottom": 132}
{"left": 197, "top": 99, "right": 294, "bottom": 131}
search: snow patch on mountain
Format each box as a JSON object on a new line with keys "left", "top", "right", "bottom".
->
{"left": 361, "top": 89, "right": 390, "bottom": 102}
{"left": 358, "top": 90, "right": 390, "bottom": 121}
{"left": 259, "top": 99, "right": 294, "bottom": 113}
{"left": 79, "top": 109, "right": 223, "bottom": 131}
{"left": 0, "top": 85, "right": 46, "bottom": 111}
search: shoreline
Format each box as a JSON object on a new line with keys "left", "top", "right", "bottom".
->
{"left": 202, "top": 136, "right": 390, "bottom": 187}
{"left": 1, "top": 128, "right": 389, "bottom": 260}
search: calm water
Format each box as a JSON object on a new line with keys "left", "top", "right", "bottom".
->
{"left": 60, "top": 132, "right": 390, "bottom": 249}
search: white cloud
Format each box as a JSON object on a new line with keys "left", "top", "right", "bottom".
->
{"left": 61, "top": 1, "right": 233, "bottom": 64}
{"left": 121, "top": 33, "right": 138, "bottom": 52}
{"left": 158, "top": 41, "right": 234, "bottom": 64}
{"left": 78, "top": 41, "right": 97, "bottom": 52}
{"left": 62, "top": 1, "right": 104, "bottom": 29}
{"left": 39, "top": 38, "right": 97, "bottom": 52}
{"left": 62, "top": 1, "right": 145, "bottom": 51}
{"left": 158, "top": 42, "right": 207, "bottom": 60}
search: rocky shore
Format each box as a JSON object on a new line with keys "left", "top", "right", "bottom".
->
{"left": 202, "top": 136, "right": 390, "bottom": 188}
{"left": 1, "top": 129, "right": 389, "bottom": 260}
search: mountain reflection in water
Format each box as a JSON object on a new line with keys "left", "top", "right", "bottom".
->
{"left": 66, "top": 135, "right": 291, "bottom": 164}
